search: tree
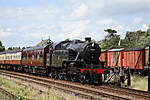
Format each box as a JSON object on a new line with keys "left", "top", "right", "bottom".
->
{"left": 22, "top": 47, "right": 26, "bottom": 49}
{"left": 91, "top": 39, "right": 96, "bottom": 43}
{"left": 0, "top": 40, "right": 5, "bottom": 52}
{"left": 104, "top": 29, "right": 117, "bottom": 38}
{"left": 13, "top": 47, "right": 20, "bottom": 50}
{"left": 98, "top": 29, "right": 120, "bottom": 49}
{"left": 64, "top": 38, "right": 70, "bottom": 42}
{"left": 120, "top": 31, "right": 136, "bottom": 48}
{"left": 8, "top": 47, "right": 13, "bottom": 50}
{"left": 0, "top": 46, "right": 5, "bottom": 52}
{"left": 8, "top": 47, "right": 20, "bottom": 51}
{"left": 0, "top": 41, "right": 2, "bottom": 46}
{"left": 120, "top": 30, "right": 147, "bottom": 48}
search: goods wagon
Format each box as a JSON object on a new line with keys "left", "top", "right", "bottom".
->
{"left": 99, "top": 50, "right": 108, "bottom": 67}
{"left": 107, "top": 48, "right": 124, "bottom": 68}
{"left": 123, "top": 48, "right": 145, "bottom": 70}
{"left": 22, "top": 44, "right": 50, "bottom": 67}
{"left": 145, "top": 47, "right": 149, "bottom": 67}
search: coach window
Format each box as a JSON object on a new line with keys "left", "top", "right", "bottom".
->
{"left": 37, "top": 52, "right": 39, "bottom": 60}
{"left": 32, "top": 53, "right": 34, "bottom": 60}
{"left": 40, "top": 51, "right": 42, "bottom": 58}
{"left": 15, "top": 55, "right": 17, "bottom": 60}
{"left": 17, "top": 55, "right": 19, "bottom": 59}
{"left": 16, "top": 55, "right": 18, "bottom": 60}
{"left": 9, "top": 55, "right": 10, "bottom": 60}
{"left": 12, "top": 54, "right": 15, "bottom": 60}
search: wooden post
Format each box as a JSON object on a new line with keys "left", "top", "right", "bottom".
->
{"left": 127, "top": 66, "right": 131, "bottom": 86}
{"left": 120, "top": 66, "right": 125, "bottom": 87}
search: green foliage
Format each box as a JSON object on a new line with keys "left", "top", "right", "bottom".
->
{"left": 0, "top": 77, "right": 39, "bottom": 99}
{"left": 130, "top": 75, "right": 147, "bottom": 91}
{"left": 0, "top": 77, "right": 76, "bottom": 100}
{"left": 22, "top": 47, "right": 26, "bottom": 49}
{"left": 8, "top": 47, "right": 20, "bottom": 51}
{"left": 104, "top": 29, "right": 117, "bottom": 35}
{"left": 0, "top": 40, "right": 2, "bottom": 46}
{"left": 120, "top": 30, "right": 148, "bottom": 48}
{"left": 91, "top": 39, "right": 96, "bottom": 43}
{"left": 17, "top": 96, "right": 24, "bottom": 100}
{"left": 0, "top": 40, "right": 5, "bottom": 52}
{"left": 98, "top": 29, "right": 120, "bottom": 49}
{"left": 99, "top": 29, "right": 150, "bottom": 49}
{"left": 0, "top": 46, "right": 5, "bottom": 52}
{"left": 64, "top": 38, "right": 70, "bottom": 42}
{"left": 8, "top": 47, "right": 12, "bottom": 50}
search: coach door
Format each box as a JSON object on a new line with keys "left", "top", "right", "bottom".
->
{"left": 46, "top": 47, "right": 53, "bottom": 67}
{"left": 46, "top": 53, "right": 50, "bottom": 66}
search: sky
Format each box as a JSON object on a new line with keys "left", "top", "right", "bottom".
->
{"left": 0, "top": 0, "right": 150, "bottom": 48}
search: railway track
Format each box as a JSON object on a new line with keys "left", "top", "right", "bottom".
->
{"left": 0, "top": 70, "right": 149, "bottom": 100}
{"left": 100, "top": 85, "right": 150, "bottom": 98}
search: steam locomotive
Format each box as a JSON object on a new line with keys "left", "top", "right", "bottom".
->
{"left": 0, "top": 37, "right": 129, "bottom": 85}
{"left": 49, "top": 37, "right": 105, "bottom": 84}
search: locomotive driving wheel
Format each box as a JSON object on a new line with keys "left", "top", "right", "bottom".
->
{"left": 71, "top": 77, "right": 75, "bottom": 81}
{"left": 79, "top": 74, "right": 85, "bottom": 84}
{"left": 58, "top": 73, "right": 64, "bottom": 80}
{"left": 64, "top": 75, "right": 68, "bottom": 80}
{"left": 49, "top": 73, "right": 53, "bottom": 78}
{"left": 71, "top": 75, "right": 77, "bottom": 82}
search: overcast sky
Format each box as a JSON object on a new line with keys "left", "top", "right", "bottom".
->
{"left": 0, "top": 0, "right": 150, "bottom": 48}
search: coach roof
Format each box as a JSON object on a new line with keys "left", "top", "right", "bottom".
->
{"left": 0, "top": 49, "right": 22, "bottom": 54}
{"left": 124, "top": 48, "right": 144, "bottom": 51}
{"left": 108, "top": 48, "right": 124, "bottom": 52}
{"left": 23, "top": 44, "right": 50, "bottom": 51}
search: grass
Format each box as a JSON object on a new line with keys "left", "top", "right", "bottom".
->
{"left": 0, "top": 77, "right": 78, "bottom": 100}
{"left": 0, "top": 77, "right": 39, "bottom": 99}
{"left": 1, "top": 74, "right": 147, "bottom": 99}
{"left": 0, "top": 89, "right": 11, "bottom": 100}
{"left": 129, "top": 75, "right": 148, "bottom": 91}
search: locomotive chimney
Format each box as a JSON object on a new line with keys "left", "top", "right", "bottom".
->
{"left": 85, "top": 37, "right": 91, "bottom": 42}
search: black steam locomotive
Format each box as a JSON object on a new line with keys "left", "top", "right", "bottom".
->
{"left": 48, "top": 37, "right": 105, "bottom": 84}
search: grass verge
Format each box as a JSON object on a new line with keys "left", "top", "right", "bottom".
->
{"left": 130, "top": 75, "right": 148, "bottom": 91}
{"left": 0, "top": 77, "right": 77, "bottom": 100}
